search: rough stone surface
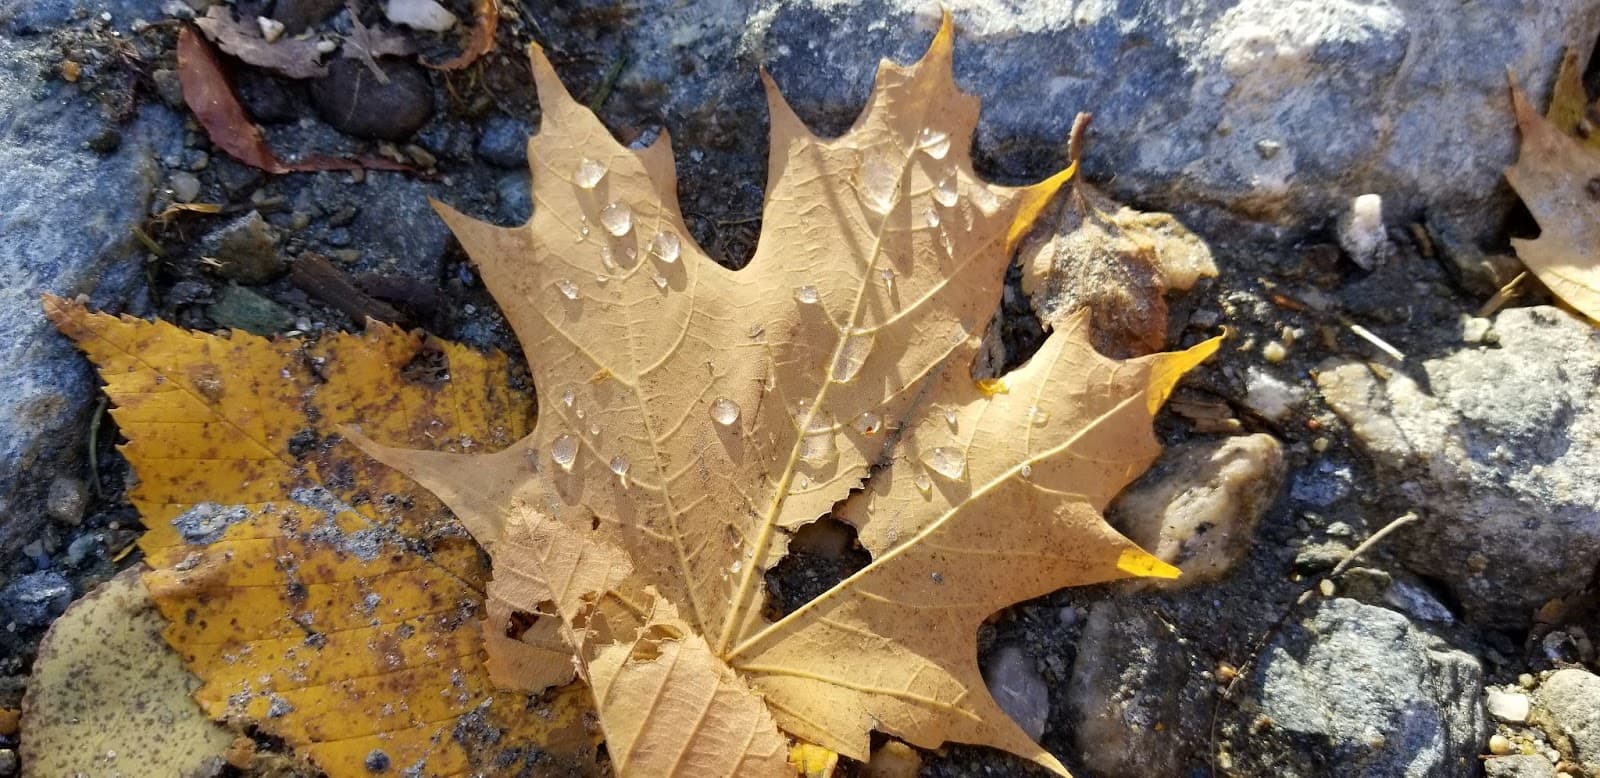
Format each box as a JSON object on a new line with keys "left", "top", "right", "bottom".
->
{"left": 201, "top": 210, "right": 284, "bottom": 284}
{"left": 1318, "top": 306, "right": 1600, "bottom": 624}
{"left": 1533, "top": 669, "right": 1600, "bottom": 773}
{"left": 1067, "top": 601, "right": 1195, "bottom": 778}
{"left": 982, "top": 645, "right": 1049, "bottom": 743}
{"left": 0, "top": 34, "right": 181, "bottom": 554}
{"left": 1108, "top": 433, "right": 1284, "bottom": 589}
{"left": 605, "top": 0, "right": 1600, "bottom": 238}
{"left": 310, "top": 57, "right": 434, "bottom": 141}
{"left": 1233, "top": 597, "right": 1486, "bottom": 777}
{"left": 477, "top": 115, "right": 534, "bottom": 169}
{"left": 1484, "top": 755, "right": 1557, "bottom": 778}
{"left": 1, "top": 571, "right": 73, "bottom": 628}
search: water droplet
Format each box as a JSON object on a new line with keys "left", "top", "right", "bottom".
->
{"left": 556, "top": 279, "right": 579, "bottom": 300}
{"left": 914, "top": 472, "right": 933, "bottom": 495}
{"left": 917, "top": 127, "right": 951, "bottom": 159}
{"left": 652, "top": 273, "right": 669, "bottom": 290}
{"left": 800, "top": 429, "right": 837, "bottom": 466}
{"left": 551, "top": 434, "right": 578, "bottom": 470}
{"left": 880, "top": 268, "right": 895, "bottom": 294}
{"left": 561, "top": 388, "right": 575, "bottom": 407}
{"left": 589, "top": 422, "right": 601, "bottom": 436}
{"left": 832, "top": 332, "right": 874, "bottom": 383}
{"left": 599, "top": 246, "right": 619, "bottom": 272}
{"left": 710, "top": 397, "right": 740, "bottom": 426}
{"left": 1029, "top": 406, "right": 1051, "bottom": 426}
{"left": 748, "top": 322, "right": 765, "bottom": 339}
{"left": 1020, "top": 463, "right": 1033, "bottom": 478}
{"left": 921, "top": 207, "right": 942, "bottom": 229}
{"left": 971, "top": 185, "right": 1000, "bottom": 215}
{"left": 852, "top": 412, "right": 881, "bottom": 435}
{"left": 575, "top": 408, "right": 586, "bottom": 420}
{"left": 934, "top": 174, "right": 959, "bottom": 207}
{"left": 942, "top": 408, "right": 958, "bottom": 431}
{"left": 795, "top": 473, "right": 812, "bottom": 489}
{"left": 600, "top": 202, "right": 632, "bottom": 236}
{"left": 651, "top": 231, "right": 681, "bottom": 263}
{"left": 575, "top": 158, "right": 606, "bottom": 189}
{"left": 731, "top": 559, "right": 743, "bottom": 574}
{"left": 794, "top": 285, "right": 820, "bottom": 305}
{"left": 921, "top": 446, "right": 965, "bottom": 479}
{"left": 608, "top": 455, "right": 629, "bottom": 478}
{"left": 862, "top": 154, "right": 898, "bottom": 214}
{"left": 579, "top": 222, "right": 591, "bottom": 239}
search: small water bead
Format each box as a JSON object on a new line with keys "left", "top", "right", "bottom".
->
{"left": 922, "top": 207, "right": 941, "bottom": 228}
{"left": 930, "top": 571, "right": 944, "bottom": 584}
{"left": 709, "top": 397, "right": 740, "bottom": 426}
{"left": 934, "top": 174, "right": 959, "bottom": 207}
{"left": 551, "top": 434, "right": 578, "bottom": 471}
{"left": 575, "top": 408, "right": 586, "bottom": 420}
{"left": 608, "top": 455, "right": 630, "bottom": 479}
{"left": 832, "top": 333, "right": 874, "bottom": 383}
{"left": 921, "top": 446, "right": 966, "bottom": 479}
{"left": 575, "top": 158, "right": 606, "bottom": 189}
{"left": 651, "top": 231, "right": 681, "bottom": 263}
{"left": 1020, "top": 462, "right": 1033, "bottom": 478}
{"left": 880, "top": 268, "right": 895, "bottom": 294}
{"left": 913, "top": 472, "right": 933, "bottom": 495}
{"left": 917, "top": 127, "right": 951, "bottom": 159}
{"left": 862, "top": 154, "right": 898, "bottom": 214}
{"left": 942, "top": 408, "right": 958, "bottom": 431}
{"left": 589, "top": 422, "right": 601, "bottom": 436}
{"left": 556, "top": 279, "right": 579, "bottom": 300}
{"left": 730, "top": 560, "right": 743, "bottom": 574}
{"left": 852, "top": 411, "right": 882, "bottom": 435}
{"left": 652, "top": 273, "right": 669, "bottom": 290}
{"left": 599, "top": 246, "right": 619, "bottom": 272}
{"left": 794, "top": 473, "right": 812, "bottom": 489}
{"left": 1029, "top": 405, "right": 1050, "bottom": 426}
{"left": 970, "top": 185, "right": 1001, "bottom": 215}
{"left": 794, "top": 285, "right": 820, "bottom": 305}
{"left": 561, "top": 388, "right": 576, "bottom": 407}
{"left": 600, "top": 202, "right": 633, "bottom": 236}
{"left": 799, "top": 429, "right": 837, "bottom": 466}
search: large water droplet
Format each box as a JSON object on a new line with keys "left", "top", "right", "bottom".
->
{"left": 852, "top": 411, "right": 882, "bottom": 435}
{"left": 921, "top": 446, "right": 966, "bottom": 479}
{"left": 934, "top": 174, "right": 959, "bottom": 207}
{"left": 917, "top": 127, "right": 951, "bottom": 159}
{"left": 575, "top": 158, "right": 606, "bottom": 189}
{"left": 794, "top": 285, "right": 820, "bottom": 305}
{"left": 600, "top": 202, "right": 632, "bottom": 236}
{"left": 862, "top": 154, "right": 898, "bottom": 214}
{"left": 556, "top": 279, "right": 579, "bottom": 300}
{"left": 800, "top": 429, "right": 837, "bottom": 466}
{"left": 710, "top": 397, "right": 740, "bottom": 426}
{"left": 608, "top": 455, "right": 630, "bottom": 479}
{"left": 833, "top": 332, "right": 874, "bottom": 383}
{"left": 551, "top": 434, "right": 578, "bottom": 471}
{"left": 651, "top": 231, "right": 681, "bottom": 263}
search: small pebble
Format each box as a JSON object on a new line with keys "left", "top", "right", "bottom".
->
{"left": 170, "top": 171, "right": 201, "bottom": 203}
{"left": 1337, "top": 193, "right": 1390, "bottom": 270}
{"left": 1489, "top": 734, "right": 1513, "bottom": 755}
{"left": 1262, "top": 341, "right": 1288, "bottom": 363}
{"left": 0, "top": 749, "right": 17, "bottom": 777}
{"left": 1318, "top": 578, "right": 1337, "bottom": 597}
{"left": 1486, "top": 689, "right": 1531, "bottom": 724}
{"left": 1460, "top": 315, "right": 1492, "bottom": 344}
{"left": 46, "top": 475, "right": 88, "bottom": 525}
{"left": 256, "top": 15, "right": 285, "bottom": 42}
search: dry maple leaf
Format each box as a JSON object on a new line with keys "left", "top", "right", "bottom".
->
{"left": 352, "top": 16, "right": 1217, "bottom": 775}
{"left": 43, "top": 300, "right": 601, "bottom": 776}
{"left": 1507, "top": 62, "right": 1600, "bottom": 321}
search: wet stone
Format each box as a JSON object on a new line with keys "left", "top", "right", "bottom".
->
{"left": 477, "top": 115, "right": 533, "bottom": 168}
{"left": 310, "top": 58, "right": 434, "bottom": 142}
{"left": 1, "top": 571, "right": 73, "bottom": 627}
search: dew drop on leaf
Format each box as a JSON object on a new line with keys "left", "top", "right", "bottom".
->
{"left": 879, "top": 268, "right": 895, "bottom": 294}
{"left": 1020, "top": 463, "right": 1033, "bottom": 478}
{"left": 575, "top": 158, "right": 606, "bottom": 189}
{"left": 799, "top": 429, "right": 837, "bottom": 466}
{"left": 794, "top": 285, "right": 820, "bottom": 305}
{"left": 556, "top": 279, "right": 579, "bottom": 300}
{"left": 651, "top": 231, "right": 681, "bottom": 263}
{"left": 561, "top": 388, "right": 575, "bottom": 407}
{"left": 730, "top": 559, "right": 743, "bottom": 574}
{"left": 795, "top": 473, "right": 812, "bottom": 489}
{"left": 934, "top": 174, "right": 959, "bottom": 207}
{"left": 917, "top": 127, "right": 951, "bottom": 159}
{"left": 832, "top": 333, "right": 874, "bottom": 382}
{"left": 921, "top": 446, "right": 965, "bottom": 479}
{"left": 608, "top": 455, "right": 629, "bottom": 478}
{"left": 862, "top": 154, "right": 898, "bottom": 214}
{"left": 589, "top": 422, "right": 601, "bottom": 436}
{"left": 914, "top": 472, "right": 933, "bottom": 495}
{"left": 600, "top": 202, "right": 633, "bottom": 236}
{"left": 942, "top": 408, "right": 958, "bottom": 431}
{"left": 923, "top": 207, "right": 941, "bottom": 228}
{"left": 709, "top": 397, "right": 740, "bottom": 426}
{"left": 1029, "top": 405, "right": 1050, "bottom": 426}
{"left": 653, "top": 273, "right": 669, "bottom": 290}
{"left": 599, "top": 246, "right": 619, "bottom": 272}
{"left": 551, "top": 434, "right": 578, "bottom": 471}
{"left": 852, "top": 411, "right": 881, "bottom": 435}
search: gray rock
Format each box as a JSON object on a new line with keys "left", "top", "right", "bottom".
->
{"left": 45, "top": 475, "right": 87, "bottom": 526}
{"left": 982, "top": 645, "right": 1048, "bottom": 743}
{"left": 201, "top": 210, "right": 283, "bottom": 284}
{"left": 604, "top": 0, "right": 1599, "bottom": 238}
{"left": 496, "top": 171, "right": 533, "bottom": 225}
{"left": 310, "top": 58, "right": 434, "bottom": 141}
{"left": 1108, "top": 433, "right": 1284, "bottom": 589}
{"left": 1486, "top": 688, "right": 1532, "bottom": 724}
{"left": 207, "top": 285, "right": 295, "bottom": 335}
{"left": 1318, "top": 307, "right": 1600, "bottom": 624}
{"left": 1484, "top": 755, "right": 1557, "bottom": 778}
{"left": 1, "top": 571, "right": 73, "bottom": 627}
{"left": 1232, "top": 597, "right": 1486, "bottom": 777}
{"left": 341, "top": 175, "right": 452, "bottom": 283}
{"left": 0, "top": 34, "right": 181, "bottom": 554}
{"left": 1067, "top": 601, "right": 1195, "bottom": 777}
{"left": 1337, "top": 193, "right": 1391, "bottom": 270}
{"left": 1532, "top": 669, "right": 1600, "bottom": 773}
{"left": 477, "top": 115, "right": 534, "bottom": 169}
{"left": 0, "top": 0, "right": 167, "bottom": 34}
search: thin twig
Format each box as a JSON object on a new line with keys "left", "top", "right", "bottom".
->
{"left": 586, "top": 55, "right": 627, "bottom": 113}
{"left": 1346, "top": 321, "right": 1406, "bottom": 361}
{"left": 88, "top": 396, "right": 108, "bottom": 498}
{"left": 1476, "top": 271, "right": 1528, "bottom": 318}
{"left": 1331, "top": 511, "right": 1418, "bottom": 578}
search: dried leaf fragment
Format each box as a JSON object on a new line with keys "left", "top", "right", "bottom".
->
{"left": 195, "top": 6, "right": 329, "bottom": 80}
{"left": 1505, "top": 82, "right": 1600, "bottom": 321}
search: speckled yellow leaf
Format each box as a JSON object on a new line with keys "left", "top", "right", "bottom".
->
{"left": 44, "top": 297, "right": 601, "bottom": 777}
{"left": 354, "top": 14, "right": 1217, "bottom": 776}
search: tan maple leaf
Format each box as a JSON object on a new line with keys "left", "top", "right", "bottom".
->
{"left": 354, "top": 16, "right": 1217, "bottom": 775}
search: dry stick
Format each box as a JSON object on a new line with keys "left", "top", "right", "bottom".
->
{"left": 1477, "top": 271, "right": 1528, "bottom": 319}
{"left": 1207, "top": 511, "right": 1420, "bottom": 773}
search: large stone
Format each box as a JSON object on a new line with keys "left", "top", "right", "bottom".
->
{"left": 1230, "top": 597, "right": 1486, "bottom": 777}
{"left": 1317, "top": 307, "right": 1600, "bottom": 624}
{"left": 1067, "top": 601, "right": 1198, "bottom": 777}
{"left": 0, "top": 34, "right": 182, "bottom": 554}
{"left": 598, "top": 0, "right": 1599, "bottom": 239}
{"left": 1532, "top": 669, "right": 1600, "bottom": 774}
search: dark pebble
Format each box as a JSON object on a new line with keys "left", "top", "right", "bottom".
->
{"left": 364, "top": 749, "right": 391, "bottom": 772}
{"left": 324, "top": 227, "right": 351, "bottom": 247}
{"left": 310, "top": 58, "right": 434, "bottom": 142}
{"left": 86, "top": 127, "right": 121, "bottom": 153}
{"left": 235, "top": 69, "right": 302, "bottom": 124}
{"left": 1, "top": 571, "right": 72, "bottom": 627}
{"left": 476, "top": 115, "right": 533, "bottom": 168}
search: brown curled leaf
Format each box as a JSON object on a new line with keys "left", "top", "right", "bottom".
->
{"left": 424, "top": 0, "right": 497, "bottom": 70}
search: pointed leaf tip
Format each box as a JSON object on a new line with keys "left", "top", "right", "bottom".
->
{"left": 1117, "top": 547, "right": 1181, "bottom": 580}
